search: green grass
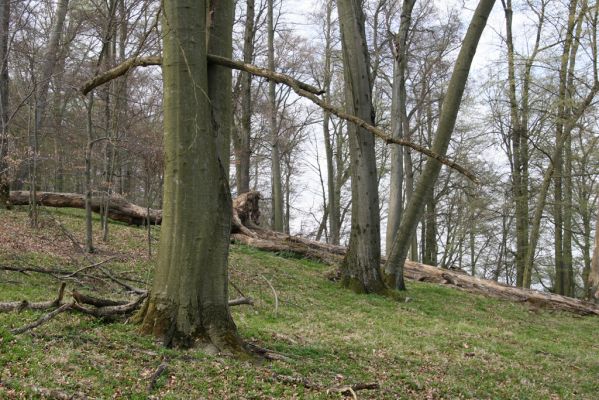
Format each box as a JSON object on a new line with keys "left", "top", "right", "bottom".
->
{"left": 1, "top": 207, "right": 599, "bottom": 399}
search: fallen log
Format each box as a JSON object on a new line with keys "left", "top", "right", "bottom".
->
{"left": 8, "top": 190, "right": 262, "bottom": 230}
{"left": 9, "top": 191, "right": 162, "bottom": 226}
{"left": 233, "top": 227, "right": 599, "bottom": 316}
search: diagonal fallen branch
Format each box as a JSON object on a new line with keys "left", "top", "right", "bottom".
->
{"left": 10, "top": 302, "right": 73, "bottom": 335}
{"left": 79, "top": 55, "right": 476, "bottom": 181}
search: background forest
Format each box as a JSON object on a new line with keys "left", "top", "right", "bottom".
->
{"left": 1, "top": 0, "right": 598, "bottom": 297}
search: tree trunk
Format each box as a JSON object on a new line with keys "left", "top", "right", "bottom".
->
{"left": 322, "top": 0, "right": 339, "bottom": 245}
{"left": 386, "top": 0, "right": 415, "bottom": 257}
{"left": 235, "top": 0, "right": 254, "bottom": 194}
{"left": 383, "top": 0, "right": 496, "bottom": 290}
{"left": 0, "top": 0, "right": 9, "bottom": 209}
{"left": 268, "top": 0, "right": 284, "bottom": 232}
{"left": 208, "top": 0, "right": 233, "bottom": 175}
{"left": 337, "top": 0, "right": 386, "bottom": 294}
{"left": 138, "top": 0, "right": 243, "bottom": 351}
{"left": 590, "top": 213, "right": 599, "bottom": 301}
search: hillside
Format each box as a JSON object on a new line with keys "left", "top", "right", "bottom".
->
{"left": 1, "top": 208, "right": 598, "bottom": 399}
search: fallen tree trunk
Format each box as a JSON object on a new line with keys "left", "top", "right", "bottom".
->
{"left": 234, "top": 229, "right": 599, "bottom": 316}
{"left": 8, "top": 190, "right": 262, "bottom": 230}
{"left": 9, "top": 191, "right": 162, "bottom": 226}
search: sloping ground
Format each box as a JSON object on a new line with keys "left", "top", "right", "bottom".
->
{"left": 1, "top": 208, "right": 599, "bottom": 399}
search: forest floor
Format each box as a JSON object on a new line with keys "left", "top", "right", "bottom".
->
{"left": 1, "top": 208, "right": 598, "bottom": 399}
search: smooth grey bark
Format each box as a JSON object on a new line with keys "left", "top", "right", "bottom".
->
{"left": 337, "top": 0, "right": 386, "bottom": 294}
{"left": 386, "top": 0, "right": 415, "bottom": 256}
{"left": 0, "top": 0, "right": 8, "bottom": 209}
{"left": 140, "top": 0, "right": 243, "bottom": 351}
{"left": 235, "top": 0, "right": 255, "bottom": 194}
{"left": 383, "top": 0, "right": 496, "bottom": 290}
{"left": 321, "top": 0, "right": 340, "bottom": 245}
{"left": 590, "top": 212, "right": 599, "bottom": 300}
{"left": 268, "top": 0, "right": 284, "bottom": 232}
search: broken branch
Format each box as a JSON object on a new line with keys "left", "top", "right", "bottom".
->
{"left": 10, "top": 302, "right": 73, "bottom": 335}
{"left": 79, "top": 55, "right": 475, "bottom": 181}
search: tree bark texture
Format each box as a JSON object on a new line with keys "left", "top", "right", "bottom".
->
{"left": 336, "top": 0, "right": 386, "bottom": 294}
{"left": 386, "top": 0, "right": 415, "bottom": 257}
{"left": 268, "top": 0, "right": 284, "bottom": 232}
{"left": 136, "top": 0, "right": 243, "bottom": 350}
{"left": 235, "top": 0, "right": 255, "bottom": 194}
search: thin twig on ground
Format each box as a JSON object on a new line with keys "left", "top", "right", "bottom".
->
{"left": 260, "top": 275, "right": 279, "bottom": 317}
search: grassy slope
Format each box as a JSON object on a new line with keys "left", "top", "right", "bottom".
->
{"left": 0, "top": 208, "right": 598, "bottom": 399}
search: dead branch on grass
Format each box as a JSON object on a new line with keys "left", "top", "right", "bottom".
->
{"left": 273, "top": 374, "right": 379, "bottom": 396}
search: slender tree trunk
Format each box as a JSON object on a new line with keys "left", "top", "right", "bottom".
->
{"left": 386, "top": 0, "right": 415, "bottom": 257}
{"left": 322, "top": 0, "right": 339, "bottom": 245}
{"left": 562, "top": 1, "right": 585, "bottom": 296}
{"left": 0, "top": 0, "right": 9, "bottom": 209}
{"left": 139, "top": 0, "right": 243, "bottom": 352}
{"left": 85, "top": 96, "right": 95, "bottom": 254}
{"left": 268, "top": 0, "right": 284, "bottom": 232}
{"left": 383, "top": 0, "right": 496, "bottom": 290}
{"left": 590, "top": 212, "right": 599, "bottom": 300}
{"left": 337, "top": 0, "right": 386, "bottom": 294}
{"left": 235, "top": 0, "right": 254, "bottom": 194}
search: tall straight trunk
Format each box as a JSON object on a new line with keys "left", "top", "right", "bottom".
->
{"left": 337, "top": 0, "right": 386, "bottom": 294}
{"left": 235, "top": 0, "right": 254, "bottom": 194}
{"left": 590, "top": 211, "right": 599, "bottom": 300}
{"left": 322, "top": 0, "right": 339, "bottom": 245}
{"left": 0, "top": 0, "right": 8, "bottom": 208}
{"left": 582, "top": 200, "right": 593, "bottom": 298}
{"left": 85, "top": 96, "right": 95, "bottom": 254}
{"left": 423, "top": 194, "right": 437, "bottom": 266}
{"left": 562, "top": 1, "right": 585, "bottom": 296}
{"left": 503, "top": 0, "right": 528, "bottom": 287}
{"left": 502, "top": 0, "right": 546, "bottom": 287}
{"left": 29, "top": 0, "right": 69, "bottom": 220}
{"left": 386, "top": 0, "right": 415, "bottom": 257}
{"left": 140, "top": 0, "right": 243, "bottom": 351}
{"left": 268, "top": 0, "right": 284, "bottom": 232}
{"left": 554, "top": 0, "right": 578, "bottom": 295}
{"left": 384, "top": 0, "right": 496, "bottom": 290}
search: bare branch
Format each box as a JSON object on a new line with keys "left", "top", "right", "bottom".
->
{"left": 79, "top": 55, "right": 476, "bottom": 181}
